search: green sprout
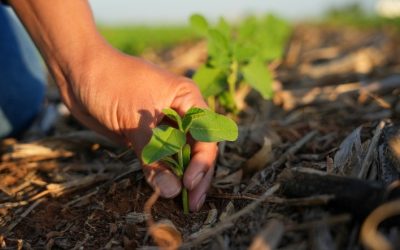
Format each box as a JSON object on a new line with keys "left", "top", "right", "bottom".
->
{"left": 141, "top": 107, "right": 238, "bottom": 214}
{"left": 190, "top": 14, "right": 291, "bottom": 113}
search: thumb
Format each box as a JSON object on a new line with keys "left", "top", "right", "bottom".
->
{"left": 142, "top": 161, "right": 182, "bottom": 199}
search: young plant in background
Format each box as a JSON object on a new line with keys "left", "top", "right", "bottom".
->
{"left": 190, "top": 14, "right": 291, "bottom": 113}
{"left": 141, "top": 107, "right": 238, "bottom": 214}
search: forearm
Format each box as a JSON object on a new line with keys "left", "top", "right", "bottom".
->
{"left": 8, "top": 0, "right": 105, "bottom": 87}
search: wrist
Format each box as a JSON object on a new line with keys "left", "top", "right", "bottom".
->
{"left": 47, "top": 35, "right": 107, "bottom": 89}
{"left": 8, "top": 0, "right": 106, "bottom": 89}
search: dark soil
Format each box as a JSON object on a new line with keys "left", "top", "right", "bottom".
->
{"left": 1, "top": 23, "right": 400, "bottom": 249}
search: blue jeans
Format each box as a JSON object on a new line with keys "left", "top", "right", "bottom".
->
{"left": 0, "top": 6, "right": 45, "bottom": 138}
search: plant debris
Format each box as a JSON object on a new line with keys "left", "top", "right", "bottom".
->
{"left": 1, "top": 22, "right": 400, "bottom": 249}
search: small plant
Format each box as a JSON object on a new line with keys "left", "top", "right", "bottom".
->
{"left": 141, "top": 107, "right": 238, "bottom": 214}
{"left": 190, "top": 14, "right": 291, "bottom": 113}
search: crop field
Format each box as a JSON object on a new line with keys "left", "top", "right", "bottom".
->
{"left": 99, "top": 25, "right": 199, "bottom": 55}
{"left": 1, "top": 6, "right": 400, "bottom": 250}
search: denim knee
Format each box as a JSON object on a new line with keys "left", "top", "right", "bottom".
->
{"left": 0, "top": 6, "right": 46, "bottom": 138}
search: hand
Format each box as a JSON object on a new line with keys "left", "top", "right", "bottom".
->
{"left": 58, "top": 45, "right": 217, "bottom": 211}
{"left": 8, "top": 0, "right": 215, "bottom": 211}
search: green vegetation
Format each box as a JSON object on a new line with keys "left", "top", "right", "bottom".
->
{"left": 190, "top": 14, "right": 292, "bottom": 113}
{"left": 99, "top": 25, "right": 198, "bottom": 55}
{"left": 142, "top": 107, "right": 238, "bottom": 214}
{"left": 323, "top": 4, "right": 400, "bottom": 29}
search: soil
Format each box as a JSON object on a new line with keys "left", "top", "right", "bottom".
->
{"left": 1, "top": 23, "right": 400, "bottom": 249}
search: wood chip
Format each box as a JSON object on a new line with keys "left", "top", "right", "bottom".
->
{"left": 243, "top": 137, "right": 273, "bottom": 174}
{"left": 249, "top": 219, "right": 285, "bottom": 250}
{"left": 358, "top": 121, "right": 386, "bottom": 179}
{"left": 126, "top": 212, "right": 149, "bottom": 224}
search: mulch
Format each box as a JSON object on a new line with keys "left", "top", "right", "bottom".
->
{"left": 1, "top": 23, "right": 400, "bottom": 249}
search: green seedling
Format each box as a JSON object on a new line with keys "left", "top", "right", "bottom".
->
{"left": 190, "top": 14, "right": 291, "bottom": 113}
{"left": 141, "top": 107, "right": 238, "bottom": 214}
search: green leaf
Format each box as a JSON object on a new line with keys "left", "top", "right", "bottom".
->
{"left": 218, "top": 91, "right": 237, "bottom": 113}
{"left": 162, "top": 108, "right": 183, "bottom": 131}
{"left": 192, "top": 65, "right": 226, "bottom": 98}
{"left": 216, "top": 17, "right": 231, "bottom": 38}
{"left": 208, "top": 29, "right": 229, "bottom": 53}
{"left": 186, "top": 108, "right": 238, "bottom": 142}
{"left": 182, "top": 107, "right": 206, "bottom": 132}
{"left": 209, "top": 54, "right": 231, "bottom": 71}
{"left": 232, "top": 43, "right": 256, "bottom": 62}
{"left": 182, "top": 144, "right": 191, "bottom": 170}
{"left": 162, "top": 156, "right": 180, "bottom": 169}
{"left": 190, "top": 14, "right": 209, "bottom": 35}
{"left": 238, "top": 16, "right": 257, "bottom": 41}
{"left": 242, "top": 58, "right": 274, "bottom": 99}
{"left": 162, "top": 156, "right": 183, "bottom": 176}
{"left": 208, "top": 29, "right": 231, "bottom": 69}
{"left": 142, "top": 125, "right": 186, "bottom": 165}
{"left": 236, "top": 14, "right": 292, "bottom": 62}
{"left": 259, "top": 14, "right": 292, "bottom": 61}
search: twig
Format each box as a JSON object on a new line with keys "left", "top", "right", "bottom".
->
{"left": 109, "top": 162, "right": 141, "bottom": 183}
{"left": 50, "top": 130, "right": 118, "bottom": 148}
{"left": 1, "top": 163, "right": 141, "bottom": 211}
{"left": 244, "top": 131, "right": 317, "bottom": 193}
{"left": 285, "top": 213, "right": 351, "bottom": 231}
{"left": 270, "top": 130, "right": 318, "bottom": 168}
{"left": 275, "top": 75, "right": 400, "bottom": 110}
{"left": 278, "top": 167, "right": 385, "bottom": 218}
{"left": 64, "top": 190, "right": 98, "bottom": 208}
{"left": 144, "top": 187, "right": 160, "bottom": 229}
{"left": 249, "top": 219, "right": 285, "bottom": 250}
{"left": 2, "top": 198, "right": 46, "bottom": 235}
{"left": 363, "top": 75, "right": 400, "bottom": 93}
{"left": 0, "top": 201, "right": 29, "bottom": 209}
{"left": 358, "top": 121, "right": 386, "bottom": 179}
{"left": 46, "top": 174, "right": 109, "bottom": 197}
{"left": 208, "top": 193, "right": 333, "bottom": 206}
{"left": 183, "top": 184, "right": 280, "bottom": 248}
{"left": 1, "top": 143, "right": 74, "bottom": 162}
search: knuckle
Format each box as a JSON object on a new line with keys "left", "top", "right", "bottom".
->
{"left": 181, "top": 81, "right": 206, "bottom": 103}
{"left": 180, "top": 80, "right": 200, "bottom": 95}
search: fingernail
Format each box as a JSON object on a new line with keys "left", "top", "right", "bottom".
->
{"left": 155, "top": 173, "right": 180, "bottom": 198}
{"left": 195, "top": 194, "right": 206, "bottom": 212}
{"left": 190, "top": 172, "right": 204, "bottom": 189}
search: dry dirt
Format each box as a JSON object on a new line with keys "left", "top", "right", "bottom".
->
{"left": 1, "top": 23, "right": 400, "bottom": 249}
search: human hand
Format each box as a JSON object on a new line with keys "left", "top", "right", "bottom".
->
{"left": 58, "top": 45, "right": 217, "bottom": 211}
{"left": 9, "top": 0, "right": 216, "bottom": 211}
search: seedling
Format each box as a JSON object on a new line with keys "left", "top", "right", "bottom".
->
{"left": 141, "top": 107, "right": 238, "bottom": 214}
{"left": 190, "top": 14, "right": 291, "bottom": 113}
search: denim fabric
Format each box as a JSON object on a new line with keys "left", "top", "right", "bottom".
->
{"left": 0, "top": 6, "right": 45, "bottom": 137}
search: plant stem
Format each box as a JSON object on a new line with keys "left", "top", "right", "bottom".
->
{"left": 227, "top": 60, "right": 238, "bottom": 113}
{"left": 207, "top": 96, "right": 216, "bottom": 112}
{"left": 182, "top": 188, "right": 189, "bottom": 214}
{"left": 177, "top": 147, "right": 190, "bottom": 214}
{"left": 178, "top": 148, "right": 183, "bottom": 170}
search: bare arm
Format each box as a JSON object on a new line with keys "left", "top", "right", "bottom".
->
{"left": 9, "top": 0, "right": 102, "bottom": 88}
{"left": 8, "top": 0, "right": 217, "bottom": 212}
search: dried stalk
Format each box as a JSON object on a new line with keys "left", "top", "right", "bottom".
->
{"left": 360, "top": 200, "right": 400, "bottom": 250}
{"left": 183, "top": 184, "right": 280, "bottom": 248}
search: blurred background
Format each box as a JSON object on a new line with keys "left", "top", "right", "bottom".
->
{"left": 89, "top": 0, "right": 376, "bottom": 24}
{"left": 2, "top": 1, "right": 400, "bottom": 249}
{"left": 87, "top": 0, "right": 400, "bottom": 58}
